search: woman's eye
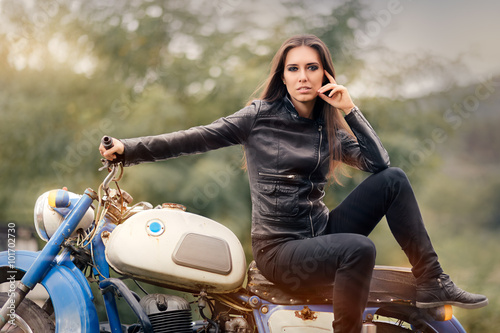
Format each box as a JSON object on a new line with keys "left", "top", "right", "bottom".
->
{"left": 287, "top": 66, "right": 298, "bottom": 72}
{"left": 308, "top": 65, "right": 319, "bottom": 71}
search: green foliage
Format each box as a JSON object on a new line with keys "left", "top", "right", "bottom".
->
{"left": 0, "top": 0, "right": 367, "bottom": 222}
{"left": 0, "top": 0, "right": 499, "bottom": 330}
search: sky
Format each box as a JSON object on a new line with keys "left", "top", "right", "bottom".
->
{"left": 367, "top": 0, "right": 500, "bottom": 81}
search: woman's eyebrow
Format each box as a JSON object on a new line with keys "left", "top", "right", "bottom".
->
{"left": 286, "top": 62, "right": 320, "bottom": 67}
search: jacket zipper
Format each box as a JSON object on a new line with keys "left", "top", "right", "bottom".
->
{"left": 308, "top": 125, "right": 323, "bottom": 237}
{"left": 258, "top": 172, "right": 296, "bottom": 180}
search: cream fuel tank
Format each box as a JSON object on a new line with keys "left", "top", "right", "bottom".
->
{"left": 104, "top": 206, "right": 247, "bottom": 293}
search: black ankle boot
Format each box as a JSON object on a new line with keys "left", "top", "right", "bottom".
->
{"left": 416, "top": 273, "right": 488, "bottom": 309}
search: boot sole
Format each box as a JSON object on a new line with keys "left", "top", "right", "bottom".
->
{"left": 416, "top": 298, "right": 489, "bottom": 309}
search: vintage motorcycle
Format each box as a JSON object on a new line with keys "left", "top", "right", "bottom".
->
{"left": 0, "top": 137, "right": 468, "bottom": 332}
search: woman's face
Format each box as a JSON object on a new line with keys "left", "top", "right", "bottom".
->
{"left": 282, "top": 45, "right": 324, "bottom": 115}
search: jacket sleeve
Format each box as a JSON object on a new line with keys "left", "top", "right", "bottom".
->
{"left": 119, "top": 101, "right": 260, "bottom": 166}
{"left": 341, "top": 107, "right": 390, "bottom": 173}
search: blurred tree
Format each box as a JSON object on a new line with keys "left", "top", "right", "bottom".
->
{"left": 0, "top": 0, "right": 486, "bottom": 237}
{"left": 0, "top": 0, "right": 477, "bottom": 238}
{"left": 0, "top": 0, "right": 368, "bottom": 223}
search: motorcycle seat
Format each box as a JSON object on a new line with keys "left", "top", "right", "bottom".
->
{"left": 246, "top": 260, "right": 416, "bottom": 306}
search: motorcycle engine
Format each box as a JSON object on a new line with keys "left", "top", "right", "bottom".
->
{"left": 140, "top": 294, "right": 192, "bottom": 333}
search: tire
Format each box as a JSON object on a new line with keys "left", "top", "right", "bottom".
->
{"left": 0, "top": 292, "right": 55, "bottom": 333}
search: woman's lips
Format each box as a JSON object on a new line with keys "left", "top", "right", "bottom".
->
{"left": 297, "top": 86, "right": 312, "bottom": 93}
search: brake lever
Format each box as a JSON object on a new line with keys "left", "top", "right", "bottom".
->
{"left": 99, "top": 159, "right": 113, "bottom": 171}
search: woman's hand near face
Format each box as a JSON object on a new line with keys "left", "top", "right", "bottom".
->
{"left": 317, "top": 70, "right": 356, "bottom": 114}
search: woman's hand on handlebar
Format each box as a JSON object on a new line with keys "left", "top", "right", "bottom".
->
{"left": 99, "top": 137, "right": 124, "bottom": 161}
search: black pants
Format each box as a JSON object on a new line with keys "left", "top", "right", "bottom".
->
{"left": 255, "top": 167, "right": 443, "bottom": 333}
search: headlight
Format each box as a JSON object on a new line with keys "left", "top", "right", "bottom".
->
{"left": 34, "top": 189, "right": 94, "bottom": 241}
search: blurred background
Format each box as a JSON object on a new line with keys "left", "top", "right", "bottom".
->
{"left": 0, "top": 0, "right": 498, "bottom": 330}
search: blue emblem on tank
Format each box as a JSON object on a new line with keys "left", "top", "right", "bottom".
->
{"left": 146, "top": 219, "right": 165, "bottom": 236}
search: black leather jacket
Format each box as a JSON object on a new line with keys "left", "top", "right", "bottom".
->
{"left": 120, "top": 97, "right": 390, "bottom": 244}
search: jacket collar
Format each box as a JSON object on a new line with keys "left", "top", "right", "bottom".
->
{"left": 283, "top": 95, "right": 325, "bottom": 125}
{"left": 283, "top": 95, "right": 297, "bottom": 116}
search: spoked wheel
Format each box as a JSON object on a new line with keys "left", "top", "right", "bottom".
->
{"left": 0, "top": 293, "right": 55, "bottom": 333}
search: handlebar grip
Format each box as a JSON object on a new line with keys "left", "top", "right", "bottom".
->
{"left": 101, "top": 136, "right": 114, "bottom": 150}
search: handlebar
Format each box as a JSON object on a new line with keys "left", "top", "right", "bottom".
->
{"left": 102, "top": 164, "right": 120, "bottom": 191}
{"left": 99, "top": 135, "right": 123, "bottom": 192}
{"left": 101, "top": 136, "right": 114, "bottom": 150}
{"left": 99, "top": 135, "right": 119, "bottom": 172}
{"left": 99, "top": 136, "right": 122, "bottom": 183}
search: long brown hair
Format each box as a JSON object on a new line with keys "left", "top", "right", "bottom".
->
{"left": 249, "top": 34, "right": 354, "bottom": 184}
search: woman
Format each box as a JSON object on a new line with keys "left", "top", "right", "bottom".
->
{"left": 100, "top": 34, "right": 487, "bottom": 333}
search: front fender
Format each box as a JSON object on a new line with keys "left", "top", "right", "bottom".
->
{"left": 0, "top": 250, "right": 99, "bottom": 333}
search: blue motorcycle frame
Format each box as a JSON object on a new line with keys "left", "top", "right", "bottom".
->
{"left": 0, "top": 170, "right": 468, "bottom": 333}
{"left": 0, "top": 186, "right": 151, "bottom": 333}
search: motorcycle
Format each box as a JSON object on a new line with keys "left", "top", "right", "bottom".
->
{"left": 0, "top": 136, "right": 468, "bottom": 333}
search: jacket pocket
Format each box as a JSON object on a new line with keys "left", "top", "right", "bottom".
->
{"left": 257, "top": 182, "right": 299, "bottom": 218}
